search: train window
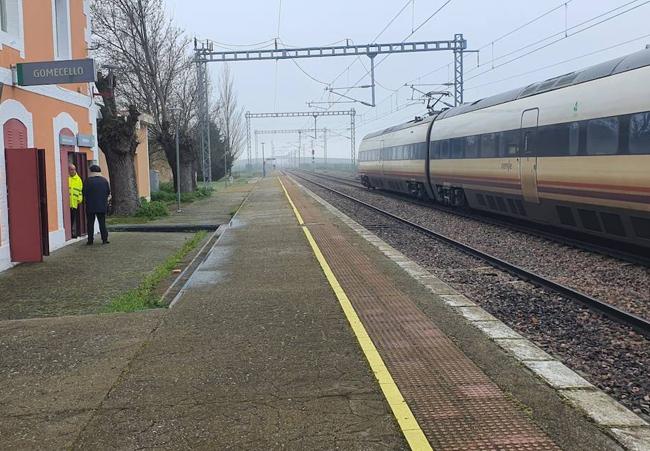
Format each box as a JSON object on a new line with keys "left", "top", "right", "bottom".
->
{"left": 451, "top": 138, "right": 465, "bottom": 159}
{"left": 537, "top": 124, "right": 570, "bottom": 156}
{"left": 465, "top": 135, "right": 480, "bottom": 158}
{"left": 480, "top": 133, "right": 498, "bottom": 158}
{"left": 430, "top": 141, "right": 439, "bottom": 160}
{"left": 499, "top": 130, "right": 519, "bottom": 157}
{"left": 630, "top": 112, "right": 650, "bottom": 154}
{"left": 569, "top": 122, "right": 580, "bottom": 155}
{"left": 418, "top": 143, "right": 427, "bottom": 159}
{"left": 586, "top": 117, "right": 619, "bottom": 155}
{"left": 439, "top": 140, "right": 450, "bottom": 159}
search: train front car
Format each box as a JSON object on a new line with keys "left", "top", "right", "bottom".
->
{"left": 358, "top": 118, "right": 432, "bottom": 198}
{"left": 426, "top": 48, "right": 650, "bottom": 249}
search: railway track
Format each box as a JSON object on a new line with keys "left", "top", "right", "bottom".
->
{"left": 289, "top": 170, "right": 650, "bottom": 335}
{"left": 298, "top": 169, "right": 650, "bottom": 268}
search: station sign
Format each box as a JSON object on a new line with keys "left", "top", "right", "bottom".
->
{"left": 59, "top": 134, "right": 76, "bottom": 146}
{"left": 76, "top": 134, "right": 95, "bottom": 148}
{"left": 16, "top": 58, "right": 96, "bottom": 87}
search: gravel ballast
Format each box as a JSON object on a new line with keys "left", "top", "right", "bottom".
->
{"left": 295, "top": 173, "right": 650, "bottom": 421}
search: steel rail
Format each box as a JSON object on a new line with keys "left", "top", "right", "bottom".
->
{"left": 289, "top": 170, "right": 650, "bottom": 334}
{"left": 300, "top": 170, "right": 650, "bottom": 267}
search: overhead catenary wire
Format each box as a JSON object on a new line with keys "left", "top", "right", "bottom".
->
{"left": 467, "top": 0, "right": 650, "bottom": 75}
{"left": 476, "top": 0, "right": 574, "bottom": 51}
{"left": 312, "top": 0, "right": 415, "bottom": 106}
{"left": 290, "top": 59, "right": 330, "bottom": 86}
{"left": 398, "top": 0, "right": 641, "bottom": 92}
{"left": 466, "top": 31, "right": 650, "bottom": 91}
{"left": 330, "top": 0, "right": 455, "bottom": 108}
{"left": 364, "top": 0, "right": 650, "bottom": 131}
{"left": 466, "top": 0, "right": 650, "bottom": 82}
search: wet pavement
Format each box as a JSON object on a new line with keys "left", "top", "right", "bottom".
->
{"left": 71, "top": 178, "right": 405, "bottom": 449}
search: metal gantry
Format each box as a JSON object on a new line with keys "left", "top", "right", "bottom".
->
{"left": 195, "top": 39, "right": 466, "bottom": 62}
{"left": 194, "top": 37, "right": 470, "bottom": 171}
{"left": 254, "top": 128, "right": 331, "bottom": 168}
{"left": 195, "top": 36, "right": 470, "bottom": 170}
{"left": 245, "top": 109, "right": 356, "bottom": 166}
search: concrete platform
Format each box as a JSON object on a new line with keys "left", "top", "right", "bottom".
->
{"left": 0, "top": 175, "right": 642, "bottom": 449}
{"left": 70, "top": 177, "right": 405, "bottom": 449}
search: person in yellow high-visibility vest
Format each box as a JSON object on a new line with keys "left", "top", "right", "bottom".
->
{"left": 68, "top": 164, "right": 83, "bottom": 238}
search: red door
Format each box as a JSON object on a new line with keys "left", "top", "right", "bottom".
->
{"left": 60, "top": 129, "right": 75, "bottom": 240}
{"left": 5, "top": 148, "right": 47, "bottom": 262}
{"left": 4, "top": 119, "right": 49, "bottom": 262}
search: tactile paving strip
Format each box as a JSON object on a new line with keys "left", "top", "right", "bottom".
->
{"left": 284, "top": 179, "right": 559, "bottom": 451}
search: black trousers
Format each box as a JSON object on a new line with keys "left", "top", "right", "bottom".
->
{"left": 86, "top": 211, "right": 108, "bottom": 243}
{"left": 70, "top": 208, "right": 78, "bottom": 238}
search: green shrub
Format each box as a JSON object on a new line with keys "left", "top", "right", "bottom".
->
{"left": 180, "top": 192, "right": 197, "bottom": 203}
{"left": 135, "top": 198, "right": 169, "bottom": 218}
{"left": 196, "top": 186, "right": 213, "bottom": 198}
{"left": 159, "top": 182, "right": 175, "bottom": 193}
{"left": 151, "top": 190, "right": 176, "bottom": 202}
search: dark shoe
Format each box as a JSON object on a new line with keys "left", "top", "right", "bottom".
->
{"left": 86, "top": 241, "right": 93, "bottom": 246}
{"left": 102, "top": 240, "right": 110, "bottom": 245}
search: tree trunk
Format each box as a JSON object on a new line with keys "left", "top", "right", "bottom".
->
{"left": 179, "top": 160, "right": 194, "bottom": 193}
{"left": 105, "top": 151, "right": 139, "bottom": 216}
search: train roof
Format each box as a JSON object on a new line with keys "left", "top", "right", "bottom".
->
{"left": 363, "top": 47, "right": 650, "bottom": 140}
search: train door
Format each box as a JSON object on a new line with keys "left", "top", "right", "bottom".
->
{"left": 519, "top": 108, "right": 540, "bottom": 204}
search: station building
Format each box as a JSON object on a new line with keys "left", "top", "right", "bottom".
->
{"left": 0, "top": 0, "right": 99, "bottom": 272}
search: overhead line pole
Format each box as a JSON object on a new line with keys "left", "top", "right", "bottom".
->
{"left": 255, "top": 128, "right": 330, "bottom": 167}
{"left": 195, "top": 37, "right": 469, "bottom": 170}
{"left": 245, "top": 109, "right": 357, "bottom": 165}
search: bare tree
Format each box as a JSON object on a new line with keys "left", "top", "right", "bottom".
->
{"left": 91, "top": 0, "right": 198, "bottom": 192}
{"left": 95, "top": 72, "right": 140, "bottom": 215}
{"left": 217, "top": 64, "right": 245, "bottom": 175}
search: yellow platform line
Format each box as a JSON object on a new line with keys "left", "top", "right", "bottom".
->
{"left": 279, "top": 177, "right": 432, "bottom": 451}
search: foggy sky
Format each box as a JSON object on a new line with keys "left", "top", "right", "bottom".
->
{"left": 163, "top": 0, "right": 650, "bottom": 161}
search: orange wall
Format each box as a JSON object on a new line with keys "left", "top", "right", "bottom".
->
{"left": 135, "top": 126, "right": 151, "bottom": 199}
{"left": 0, "top": 0, "right": 91, "bottom": 95}
{"left": 3, "top": 87, "right": 94, "bottom": 232}
{"left": 1, "top": 1, "right": 95, "bottom": 234}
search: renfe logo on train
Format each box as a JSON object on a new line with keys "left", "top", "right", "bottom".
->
{"left": 16, "top": 58, "right": 96, "bottom": 86}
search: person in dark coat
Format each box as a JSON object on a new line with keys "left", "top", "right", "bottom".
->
{"left": 82, "top": 165, "right": 111, "bottom": 245}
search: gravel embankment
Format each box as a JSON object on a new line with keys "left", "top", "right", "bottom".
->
{"left": 296, "top": 174, "right": 650, "bottom": 421}
{"left": 305, "top": 172, "right": 650, "bottom": 321}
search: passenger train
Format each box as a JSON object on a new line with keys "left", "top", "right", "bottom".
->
{"left": 358, "top": 48, "right": 650, "bottom": 249}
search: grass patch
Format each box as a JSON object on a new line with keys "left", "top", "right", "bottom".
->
{"left": 103, "top": 231, "right": 208, "bottom": 313}
{"left": 106, "top": 216, "right": 151, "bottom": 225}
